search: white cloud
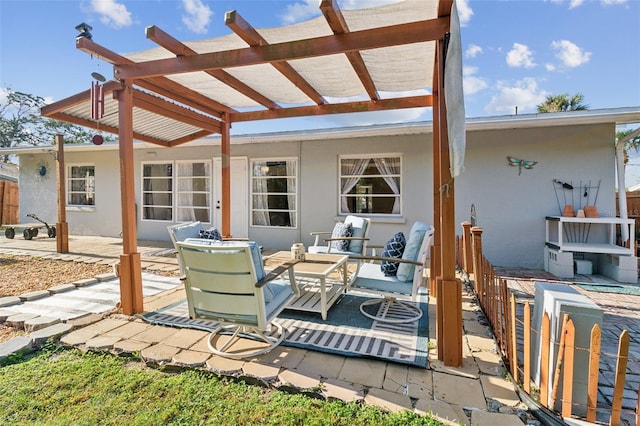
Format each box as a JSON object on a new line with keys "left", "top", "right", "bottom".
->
{"left": 456, "top": 0, "right": 473, "bottom": 27}
{"left": 182, "top": 0, "right": 213, "bottom": 34}
{"left": 545, "top": 63, "right": 556, "bottom": 72}
{"left": 279, "top": 0, "right": 321, "bottom": 25}
{"left": 569, "top": 0, "right": 585, "bottom": 8}
{"left": 551, "top": 40, "right": 591, "bottom": 67}
{"left": 463, "top": 66, "right": 487, "bottom": 95}
{"left": 484, "top": 78, "right": 548, "bottom": 115}
{"left": 602, "top": 0, "right": 627, "bottom": 5}
{"left": 465, "top": 44, "right": 483, "bottom": 59}
{"left": 90, "top": 0, "right": 132, "bottom": 28}
{"left": 506, "top": 43, "right": 536, "bottom": 68}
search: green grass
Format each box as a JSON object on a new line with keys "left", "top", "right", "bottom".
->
{"left": 0, "top": 345, "right": 444, "bottom": 425}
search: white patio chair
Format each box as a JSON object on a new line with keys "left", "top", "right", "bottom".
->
{"left": 308, "top": 215, "right": 370, "bottom": 283}
{"left": 176, "top": 239, "right": 299, "bottom": 359}
{"left": 349, "top": 222, "right": 434, "bottom": 324}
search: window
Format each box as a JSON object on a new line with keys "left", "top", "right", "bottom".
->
{"left": 142, "top": 162, "right": 173, "bottom": 221}
{"left": 176, "top": 161, "right": 211, "bottom": 222}
{"left": 67, "top": 165, "right": 95, "bottom": 206}
{"left": 251, "top": 159, "right": 297, "bottom": 227}
{"left": 339, "top": 155, "right": 401, "bottom": 215}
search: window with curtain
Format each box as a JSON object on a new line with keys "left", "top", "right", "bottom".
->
{"left": 67, "top": 164, "right": 95, "bottom": 206}
{"left": 142, "top": 162, "right": 173, "bottom": 221}
{"left": 176, "top": 161, "right": 211, "bottom": 223}
{"left": 339, "top": 155, "right": 401, "bottom": 215}
{"left": 251, "top": 159, "right": 297, "bottom": 228}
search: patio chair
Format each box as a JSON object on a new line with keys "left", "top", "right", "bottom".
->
{"left": 308, "top": 215, "right": 370, "bottom": 283}
{"left": 168, "top": 221, "right": 247, "bottom": 274}
{"left": 349, "top": 222, "right": 434, "bottom": 324}
{"left": 176, "top": 239, "right": 299, "bottom": 359}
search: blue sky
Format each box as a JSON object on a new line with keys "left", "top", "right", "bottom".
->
{"left": 1, "top": 0, "right": 639, "bottom": 136}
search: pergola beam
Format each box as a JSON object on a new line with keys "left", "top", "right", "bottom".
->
{"left": 76, "top": 37, "right": 233, "bottom": 117}
{"left": 230, "top": 95, "right": 431, "bottom": 122}
{"left": 146, "top": 25, "right": 280, "bottom": 110}
{"left": 114, "top": 18, "right": 449, "bottom": 80}
{"left": 225, "top": 10, "right": 326, "bottom": 106}
{"left": 320, "top": 0, "right": 379, "bottom": 101}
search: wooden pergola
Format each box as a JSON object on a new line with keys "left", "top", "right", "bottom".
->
{"left": 41, "top": 0, "right": 464, "bottom": 366}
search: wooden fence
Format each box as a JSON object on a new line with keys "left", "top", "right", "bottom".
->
{"left": 456, "top": 226, "right": 639, "bottom": 426}
{"left": 0, "top": 180, "right": 19, "bottom": 225}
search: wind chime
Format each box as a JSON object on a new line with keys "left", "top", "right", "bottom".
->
{"left": 90, "top": 72, "right": 106, "bottom": 145}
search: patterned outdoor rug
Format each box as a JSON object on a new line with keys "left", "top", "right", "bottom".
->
{"left": 574, "top": 282, "right": 640, "bottom": 296}
{"left": 142, "top": 292, "right": 429, "bottom": 368}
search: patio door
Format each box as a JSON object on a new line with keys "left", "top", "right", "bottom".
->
{"left": 213, "top": 157, "right": 248, "bottom": 238}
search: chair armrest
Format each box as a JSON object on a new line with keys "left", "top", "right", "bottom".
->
{"left": 256, "top": 259, "right": 299, "bottom": 288}
{"left": 310, "top": 231, "right": 332, "bottom": 236}
{"left": 348, "top": 254, "right": 423, "bottom": 266}
{"left": 323, "top": 237, "right": 370, "bottom": 242}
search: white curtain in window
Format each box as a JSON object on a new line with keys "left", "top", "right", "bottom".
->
{"left": 340, "top": 158, "right": 369, "bottom": 213}
{"left": 177, "top": 163, "right": 195, "bottom": 221}
{"left": 253, "top": 163, "right": 270, "bottom": 226}
{"left": 373, "top": 158, "right": 400, "bottom": 214}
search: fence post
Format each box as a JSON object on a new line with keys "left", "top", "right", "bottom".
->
{"left": 524, "top": 302, "right": 531, "bottom": 393}
{"left": 510, "top": 293, "right": 518, "bottom": 383}
{"left": 541, "top": 312, "right": 551, "bottom": 408}
{"left": 562, "top": 319, "right": 576, "bottom": 418}
{"left": 461, "top": 221, "right": 473, "bottom": 273}
{"left": 610, "top": 330, "right": 630, "bottom": 426}
{"left": 586, "top": 324, "right": 601, "bottom": 423}
{"left": 471, "top": 226, "right": 483, "bottom": 295}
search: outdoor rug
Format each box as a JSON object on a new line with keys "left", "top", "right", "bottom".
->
{"left": 574, "top": 282, "right": 640, "bottom": 296}
{"left": 142, "top": 292, "right": 429, "bottom": 368}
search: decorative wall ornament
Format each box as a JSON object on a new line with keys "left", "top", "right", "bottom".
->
{"left": 507, "top": 156, "right": 537, "bottom": 175}
{"left": 36, "top": 159, "right": 50, "bottom": 181}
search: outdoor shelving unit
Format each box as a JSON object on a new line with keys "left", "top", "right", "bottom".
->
{"left": 545, "top": 216, "right": 635, "bottom": 255}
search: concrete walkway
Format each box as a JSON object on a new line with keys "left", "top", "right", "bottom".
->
{"left": 0, "top": 235, "right": 531, "bottom": 425}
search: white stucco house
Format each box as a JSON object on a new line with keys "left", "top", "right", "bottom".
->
{"left": 4, "top": 106, "right": 640, "bottom": 272}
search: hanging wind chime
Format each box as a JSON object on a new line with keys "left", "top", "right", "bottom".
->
{"left": 90, "top": 71, "right": 106, "bottom": 145}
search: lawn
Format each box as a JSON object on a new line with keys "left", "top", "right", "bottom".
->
{"left": 0, "top": 345, "right": 444, "bottom": 425}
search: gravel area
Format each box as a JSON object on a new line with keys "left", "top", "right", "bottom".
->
{"left": 1, "top": 254, "right": 114, "bottom": 343}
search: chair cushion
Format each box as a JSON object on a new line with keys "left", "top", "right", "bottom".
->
{"left": 380, "top": 232, "right": 406, "bottom": 276}
{"left": 330, "top": 222, "right": 352, "bottom": 251}
{"left": 355, "top": 263, "right": 414, "bottom": 295}
{"left": 264, "top": 279, "right": 295, "bottom": 317}
{"left": 396, "top": 222, "right": 429, "bottom": 282}
{"left": 345, "top": 215, "right": 367, "bottom": 254}
{"left": 199, "top": 227, "right": 222, "bottom": 240}
{"left": 171, "top": 222, "right": 204, "bottom": 243}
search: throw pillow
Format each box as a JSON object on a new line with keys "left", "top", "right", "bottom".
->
{"left": 380, "top": 232, "right": 406, "bottom": 276}
{"left": 199, "top": 227, "right": 222, "bottom": 241}
{"left": 330, "top": 222, "right": 353, "bottom": 251}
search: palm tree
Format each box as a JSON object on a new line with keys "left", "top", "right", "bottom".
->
{"left": 537, "top": 93, "right": 589, "bottom": 113}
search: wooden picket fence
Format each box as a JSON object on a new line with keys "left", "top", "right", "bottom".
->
{"left": 0, "top": 180, "right": 19, "bottom": 225}
{"left": 455, "top": 224, "right": 640, "bottom": 426}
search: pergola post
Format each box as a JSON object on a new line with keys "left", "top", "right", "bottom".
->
{"left": 221, "top": 114, "right": 231, "bottom": 238}
{"left": 434, "top": 36, "right": 463, "bottom": 367}
{"left": 55, "top": 134, "right": 69, "bottom": 253}
{"left": 115, "top": 83, "right": 143, "bottom": 315}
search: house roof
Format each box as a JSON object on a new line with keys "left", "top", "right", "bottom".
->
{"left": 8, "top": 106, "right": 637, "bottom": 156}
{"left": 40, "top": 0, "right": 449, "bottom": 148}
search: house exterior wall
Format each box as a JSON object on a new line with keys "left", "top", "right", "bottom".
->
{"left": 16, "top": 121, "right": 616, "bottom": 270}
{"left": 455, "top": 122, "right": 615, "bottom": 269}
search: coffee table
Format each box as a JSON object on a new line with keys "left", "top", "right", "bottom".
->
{"left": 264, "top": 251, "right": 349, "bottom": 320}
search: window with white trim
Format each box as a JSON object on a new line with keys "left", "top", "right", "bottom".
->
{"left": 142, "top": 162, "right": 173, "bottom": 221}
{"left": 67, "top": 164, "right": 95, "bottom": 206}
{"left": 251, "top": 159, "right": 297, "bottom": 228}
{"left": 176, "top": 161, "right": 211, "bottom": 222}
{"left": 339, "top": 155, "right": 401, "bottom": 215}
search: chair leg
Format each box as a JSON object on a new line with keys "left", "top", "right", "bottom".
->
{"left": 207, "top": 322, "right": 287, "bottom": 359}
{"left": 359, "top": 296, "right": 423, "bottom": 324}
